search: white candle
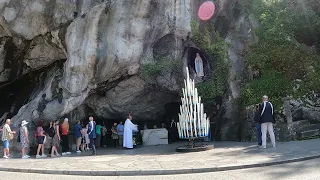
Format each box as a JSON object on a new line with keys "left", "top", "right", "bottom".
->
{"left": 185, "top": 94, "right": 189, "bottom": 109}
{"left": 186, "top": 67, "right": 190, "bottom": 83}
{"left": 206, "top": 119, "right": 209, "bottom": 136}
{"left": 186, "top": 113, "right": 188, "bottom": 123}
{"left": 200, "top": 104, "right": 203, "bottom": 119}
{"left": 203, "top": 118, "right": 206, "bottom": 137}
{"left": 192, "top": 79, "right": 195, "bottom": 100}
{"left": 201, "top": 106, "right": 204, "bottom": 136}
{"left": 185, "top": 121, "right": 189, "bottom": 138}
{"left": 190, "top": 81, "right": 193, "bottom": 99}
{"left": 197, "top": 102, "right": 201, "bottom": 136}
{"left": 189, "top": 114, "right": 193, "bottom": 137}
{"left": 183, "top": 122, "right": 186, "bottom": 138}
{"left": 190, "top": 102, "right": 193, "bottom": 118}
{"left": 194, "top": 111, "right": 197, "bottom": 137}
{"left": 183, "top": 104, "right": 185, "bottom": 113}
{"left": 180, "top": 121, "right": 183, "bottom": 138}
{"left": 186, "top": 79, "right": 190, "bottom": 96}
{"left": 182, "top": 88, "right": 186, "bottom": 99}
{"left": 207, "top": 119, "right": 210, "bottom": 136}
{"left": 207, "top": 119, "right": 209, "bottom": 136}
{"left": 192, "top": 93, "right": 195, "bottom": 105}
{"left": 189, "top": 79, "right": 192, "bottom": 96}
{"left": 177, "top": 122, "right": 181, "bottom": 138}
{"left": 195, "top": 88, "right": 198, "bottom": 103}
{"left": 202, "top": 116, "right": 206, "bottom": 136}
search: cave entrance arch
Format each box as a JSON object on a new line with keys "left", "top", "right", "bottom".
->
{"left": 185, "top": 47, "right": 210, "bottom": 82}
{"left": 163, "top": 102, "right": 180, "bottom": 123}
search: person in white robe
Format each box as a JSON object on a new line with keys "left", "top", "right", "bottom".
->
{"left": 195, "top": 53, "right": 204, "bottom": 77}
{"left": 123, "top": 114, "right": 138, "bottom": 149}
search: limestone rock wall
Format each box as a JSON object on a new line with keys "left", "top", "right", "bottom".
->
{"left": 0, "top": 0, "right": 318, "bottom": 151}
{"left": 0, "top": 0, "right": 192, "bottom": 130}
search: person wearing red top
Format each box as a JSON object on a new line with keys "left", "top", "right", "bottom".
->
{"left": 60, "top": 118, "right": 71, "bottom": 155}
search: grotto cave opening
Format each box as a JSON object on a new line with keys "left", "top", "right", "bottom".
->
{"left": 0, "top": 72, "right": 40, "bottom": 126}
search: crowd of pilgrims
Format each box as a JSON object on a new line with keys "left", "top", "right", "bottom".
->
{"left": 1, "top": 115, "right": 179, "bottom": 159}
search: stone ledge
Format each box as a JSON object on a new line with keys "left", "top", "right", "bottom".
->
{"left": 0, "top": 155, "right": 319, "bottom": 176}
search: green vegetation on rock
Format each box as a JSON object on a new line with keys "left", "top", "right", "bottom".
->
{"left": 140, "top": 57, "right": 182, "bottom": 83}
{"left": 190, "top": 21, "right": 229, "bottom": 100}
{"left": 241, "top": 0, "right": 320, "bottom": 107}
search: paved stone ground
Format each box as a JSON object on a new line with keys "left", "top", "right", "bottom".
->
{"left": 1, "top": 158, "right": 320, "bottom": 180}
{"left": 0, "top": 139, "right": 319, "bottom": 176}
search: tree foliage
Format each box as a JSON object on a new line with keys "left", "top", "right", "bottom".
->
{"left": 242, "top": 0, "right": 320, "bottom": 107}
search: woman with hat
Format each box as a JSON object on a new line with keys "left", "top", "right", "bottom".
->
{"left": 20, "top": 120, "right": 30, "bottom": 159}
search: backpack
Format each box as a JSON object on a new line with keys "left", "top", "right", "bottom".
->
{"left": 48, "top": 127, "right": 55, "bottom": 138}
{"left": 17, "top": 128, "right": 21, "bottom": 143}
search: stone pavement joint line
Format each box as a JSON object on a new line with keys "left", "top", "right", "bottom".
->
{"left": 0, "top": 139, "right": 319, "bottom": 176}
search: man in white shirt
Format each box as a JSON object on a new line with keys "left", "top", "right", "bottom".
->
{"left": 123, "top": 114, "right": 138, "bottom": 149}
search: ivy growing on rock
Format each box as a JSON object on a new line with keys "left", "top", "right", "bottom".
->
{"left": 190, "top": 20, "right": 229, "bottom": 100}
{"left": 140, "top": 57, "right": 183, "bottom": 83}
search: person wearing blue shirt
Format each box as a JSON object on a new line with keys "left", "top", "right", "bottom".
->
{"left": 87, "top": 116, "right": 97, "bottom": 155}
{"left": 117, "top": 121, "right": 124, "bottom": 147}
{"left": 74, "top": 120, "right": 82, "bottom": 153}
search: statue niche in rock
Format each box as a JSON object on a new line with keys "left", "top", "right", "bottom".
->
{"left": 195, "top": 53, "right": 204, "bottom": 78}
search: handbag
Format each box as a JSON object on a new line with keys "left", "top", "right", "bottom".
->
{"left": 9, "top": 133, "right": 14, "bottom": 140}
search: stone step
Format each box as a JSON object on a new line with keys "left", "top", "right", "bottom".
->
{"left": 292, "top": 120, "right": 310, "bottom": 129}
{"left": 295, "top": 124, "right": 320, "bottom": 133}
{"left": 297, "top": 129, "right": 320, "bottom": 140}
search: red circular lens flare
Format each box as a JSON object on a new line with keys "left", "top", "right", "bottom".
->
{"left": 198, "top": 1, "right": 215, "bottom": 21}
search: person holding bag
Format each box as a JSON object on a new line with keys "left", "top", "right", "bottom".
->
{"left": 19, "top": 120, "right": 30, "bottom": 159}
{"left": 2, "top": 119, "right": 16, "bottom": 159}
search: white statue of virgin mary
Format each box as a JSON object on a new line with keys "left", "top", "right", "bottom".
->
{"left": 195, "top": 53, "right": 204, "bottom": 77}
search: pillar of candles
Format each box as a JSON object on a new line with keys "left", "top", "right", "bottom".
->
{"left": 177, "top": 67, "right": 210, "bottom": 139}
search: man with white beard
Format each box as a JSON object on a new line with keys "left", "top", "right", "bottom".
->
{"left": 123, "top": 114, "right": 138, "bottom": 149}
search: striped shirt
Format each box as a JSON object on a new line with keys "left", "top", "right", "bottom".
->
{"left": 2, "top": 124, "right": 12, "bottom": 141}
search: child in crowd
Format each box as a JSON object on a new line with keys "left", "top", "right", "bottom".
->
{"left": 81, "top": 123, "right": 90, "bottom": 151}
{"left": 111, "top": 122, "right": 118, "bottom": 147}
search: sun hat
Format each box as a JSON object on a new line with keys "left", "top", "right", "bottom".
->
{"left": 21, "top": 120, "right": 29, "bottom": 126}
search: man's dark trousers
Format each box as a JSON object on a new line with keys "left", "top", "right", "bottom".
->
{"left": 256, "top": 123, "right": 262, "bottom": 146}
{"left": 90, "top": 138, "right": 96, "bottom": 154}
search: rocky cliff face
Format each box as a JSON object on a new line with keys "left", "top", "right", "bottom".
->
{"left": 0, "top": 0, "right": 319, "bottom": 151}
{"left": 0, "top": 0, "right": 193, "bottom": 127}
